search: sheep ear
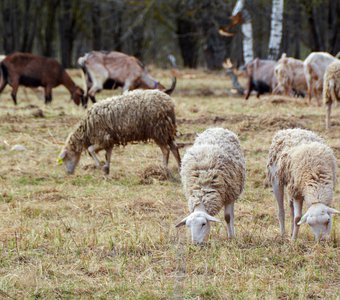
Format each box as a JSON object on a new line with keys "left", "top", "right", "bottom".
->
{"left": 297, "top": 213, "right": 308, "bottom": 225}
{"left": 327, "top": 207, "right": 340, "bottom": 215}
{"left": 206, "top": 215, "right": 221, "bottom": 223}
{"left": 175, "top": 216, "right": 188, "bottom": 227}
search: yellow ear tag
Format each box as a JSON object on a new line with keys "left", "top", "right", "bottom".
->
{"left": 57, "top": 157, "right": 64, "bottom": 165}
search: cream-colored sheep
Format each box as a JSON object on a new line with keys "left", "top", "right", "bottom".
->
{"left": 176, "top": 128, "right": 246, "bottom": 244}
{"left": 273, "top": 54, "right": 307, "bottom": 96}
{"left": 303, "top": 52, "right": 337, "bottom": 105}
{"left": 59, "top": 89, "right": 181, "bottom": 174}
{"left": 323, "top": 61, "right": 340, "bottom": 130}
{"left": 267, "top": 128, "right": 339, "bottom": 240}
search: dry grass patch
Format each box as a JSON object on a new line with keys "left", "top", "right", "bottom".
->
{"left": 0, "top": 69, "right": 339, "bottom": 299}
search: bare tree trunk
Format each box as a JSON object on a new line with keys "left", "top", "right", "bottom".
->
{"left": 58, "top": 0, "right": 77, "bottom": 67}
{"left": 268, "top": 0, "right": 284, "bottom": 60}
{"left": 21, "top": 0, "right": 40, "bottom": 52}
{"left": 42, "top": 0, "right": 59, "bottom": 57}
{"left": 177, "top": 18, "right": 199, "bottom": 68}
{"left": 232, "top": 0, "right": 253, "bottom": 64}
{"left": 91, "top": 3, "right": 102, "bottom": 51}
{"left": 329, "top": 0, "right": 340, "bottom": 54}
{"left": 293, "top": 0, "right": 301, "bottom": 58}
{"left": 1, "top": 0, "right": 19, "bottom": 54}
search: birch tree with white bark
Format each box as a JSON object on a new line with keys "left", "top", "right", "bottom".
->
{"left": 268, "top": 0, "right": 284, "bottom": 59}
{"left": 232, "top": 0, "right": 253, "bottom": 64}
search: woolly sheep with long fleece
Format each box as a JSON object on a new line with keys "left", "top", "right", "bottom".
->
{"left": 59, "top": 89, "right": 181, "bottom": 175}
{"left": 323, "top": 61, "right": 340, "bottom": 130}
{"left": 176, "top": 128, "right": 246, "bottom": 244}
{"left": 267, "top": 128, "right": 339, "bottom": 240}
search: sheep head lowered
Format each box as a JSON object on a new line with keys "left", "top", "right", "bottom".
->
{"left": 176, "top": 210, "right": 220, "bottom": 244}
{"left": 58, "top": 148, "right": 81, "bottom": 175}
{"left": 298, "top": 203, "right": 340, "bottom": 240}
{"left": 176, "top": 189, "right": 221, "bottom": 244}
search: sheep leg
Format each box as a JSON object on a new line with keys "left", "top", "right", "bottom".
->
{"left": 289, "top": 199, "right": 294, "bottom": 236}
{"left": 88, "top": 145, "right": 101, "bottom": 168}
{"left": 158, "top": 144, "right": 170, "bottom": 167}
{"left": 307, "top": 82, "right": 312, "bottom": 105}
{"left": 326, "top": 102, "right": 331, "bottom": 130}
{"left": 272, "top": 175, "right": 285, "bottom": 236}
{"left": 169, "top": 140, "right": 181, "bottom": 168}
{"left": 292, "top": 199, "right": 303, "bottom": 240}
{"left": 102, "top": 147, "right": 113, "bottom": 175}
{"left": 313, "top": 85, "right": 319, "bottom": 106}
{"left": 224, "top": 202, "right": 235, "bottom": 238}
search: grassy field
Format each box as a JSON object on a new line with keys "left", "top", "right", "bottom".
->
{"left": 0, "top": 69, "right": 339, "bottom": 299}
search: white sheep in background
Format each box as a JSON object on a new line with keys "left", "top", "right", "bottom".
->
{"left": 176, "top": 128, "right": 246, "bottom": 244}
{"left": 303, "top": 52, "right": 337, "bottom": 105}
{"left": 59, "top": 89, "right": 181, "bottom": 175}
{"left": 267, "top": 128, "right": 339, "bottom": 240}
{"left": 273, "top": 54, "right": 307, "bottom": 97}
{"left": 323, "top": 61, "right": 340, "bottom": 130}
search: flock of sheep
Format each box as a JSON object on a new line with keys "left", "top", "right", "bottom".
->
{"left": 0, "top": 50, "right": 339, "bottom": 244}
{"left": 243, "top": 51, "right": 340, "bottom": 130}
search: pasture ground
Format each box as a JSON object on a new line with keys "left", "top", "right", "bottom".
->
{"left": 0, "top": 69, "right": 339, "bottom": 299}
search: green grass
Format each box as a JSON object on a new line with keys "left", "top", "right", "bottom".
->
{"left": 0, "top": 68, "right": 339, "bottom": 299}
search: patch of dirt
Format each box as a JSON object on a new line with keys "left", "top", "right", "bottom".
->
{"left": 239, "top": 115, "right": 306, "bottom": 132}
{"left": 139, "top": 164, "right": 170, "bottom": 184}
{"left": 82, "top": 164, "right": 100, "bottom": 171}
{"left": 263, "top": 95, "right": 308, "bottom": 106}
{"left": 0, "top": 114, "right": 25, "bottom": 123}
{"left": 0, "top": 104, "right": 40, "bottom": 110}
{"left": 176, "top": 88, "right": 228, "bottom": 97}
{"left": 31, "top": 109, "right": 45, "bottom": 118}
{"left": 178, "top": 114, "right": 255, "bottom": 126}
{"left": 125, "top": 199, "right": 160, "bottom": 214}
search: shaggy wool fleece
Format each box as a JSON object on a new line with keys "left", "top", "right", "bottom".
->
{"left": 323, "top": 61, "right": 340, "bottom": 105}
{"left": 267, "top": 128, "right": 336, "bottom": 204}
{"left": 64, "top": 89, "right": 177, "bottom": 153}
{"left": 181, "top": 128, "right": 246, "bottom": 216}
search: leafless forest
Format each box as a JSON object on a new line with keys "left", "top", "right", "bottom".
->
{"left": 1, "top": 0, "right": 339, "bottom": 67}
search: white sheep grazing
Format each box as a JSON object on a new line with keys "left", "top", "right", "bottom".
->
{"left": 323, "top": 61, "right": 340, "bottom": 130}
{"left": 176, "top": 128, "right": 246, "bottom": 244}
{"left": 267, "top": 128, "right": 339, "bottom": 240}
{"left": 303, "top": 52, "right": 337, "bottom": 105}
{"left": 59, "top": 89, "right": 181, "bottom": 174}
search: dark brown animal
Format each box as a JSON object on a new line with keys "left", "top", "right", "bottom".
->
{"left": 0, "top": 52, "right": 84, "bottom": 106}
{"left": 78, "top": 51, "right": 176, "bottom": 106}
{"left": 244, "top": 58, "right": 278, "bottom": 100}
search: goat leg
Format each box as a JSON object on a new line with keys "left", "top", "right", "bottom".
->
{"left": 11, "top": 84, "right": 19, "bottom": 105}
{"left": 44, "top": 86, "right": 53, "bottom": 104}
